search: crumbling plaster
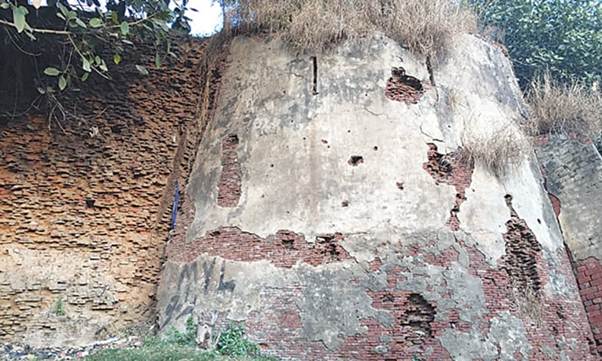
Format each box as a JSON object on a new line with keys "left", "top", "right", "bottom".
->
{"left": 158, "top": 33, "right": 594, "bottom": 360}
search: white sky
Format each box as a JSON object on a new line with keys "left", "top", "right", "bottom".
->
{"left": 39, "top": 0, "right": 223, "bottom": 36}
{"left": 187, "top": 0, "right": 223, "bottom": 36}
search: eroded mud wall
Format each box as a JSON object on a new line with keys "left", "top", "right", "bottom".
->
{"left": 158, "top": 34, "right": 595, "bottom": 360}
{"left": 0, "top": 39, "right": 210, "bottom": 347}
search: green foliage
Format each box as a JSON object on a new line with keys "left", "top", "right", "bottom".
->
{"left": 85, "top": 342, "right": 220, "bottom": 361}
{"left": 163, "top": 316, "right": 198, "bottom": 346}
{"left": 85, "top": 319, "right": 277, "bottom": 361}
{"left": 470, "top": 0, "right": 602, "bottom": 87}
{"left": 53, "top": 298, "right": 65, "bottom": 316}
{"left": 0, "top": 0, "right": 190, "bottom": 98}
{"left": 216, "top": 323, "right": 260, "bottom": 357}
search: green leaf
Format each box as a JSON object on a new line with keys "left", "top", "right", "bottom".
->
{"left": 75, "top": 17, "right": 87, "bottom": 28}
{"left": 58, "top": 75, "right": 67, "bottom": 91}
{"left": 98, "top": 60, "right": 108, "bottom": 72}
{"left": 1, "top": 2, "right": 10, "bottom": 9}
{"left": 81, "top": 72, "right": 90, "bottom": 82}
{"left": 82, "top": 57, "right": 91, "bottom": 72}
{"left": 44, "top": 67, "right": 61, "bottom": 76}
{"left": 111, "top": 11, "right": 118, "bottom": 24}
{"left": 113, "top": 54, "right": 122, "bottom": 65}
{"left": 12, "top": 6, "right": 29, "bottom": 33}
{"left": 135, "top": 65, "right": 149, "bottom": 76}
{"left": 89, "top": 18, "right": 103, "bottom": 28}
{"left": 120, "top": 21, "right": 129, "bottom": 36}
{"left": 57, "top": 3, "right": 69, "bottom": 17}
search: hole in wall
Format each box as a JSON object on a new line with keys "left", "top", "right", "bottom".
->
{"left": 348, "top": 156, "right": 364, "bottom": 166}
{"left": 385, "top": 66, "right": 425, "bottom": 104}
{"left": 85, "top": 197, "right": 95, "bottom": 208}
{"left": 282, "top": 238, "right": 295, "bottom": 249}
{"left": 401, "top": 293, "right": 436, "bottom": 344}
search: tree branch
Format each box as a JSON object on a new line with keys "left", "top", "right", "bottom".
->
{"left": 0, "top": 19, "right": 72, "bottom": 35}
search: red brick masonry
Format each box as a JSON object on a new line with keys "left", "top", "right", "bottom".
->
{"left": 576, "top": 257, "right": 602, "bottom": 355}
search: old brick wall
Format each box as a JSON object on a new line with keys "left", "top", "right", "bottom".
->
{"left": 158, "top": 34, "right": 596, "bottom": 360}
{"left": 535, "top": 135, "right": 602, "bottom": 355}
{"left": 0, "top": 38, "right": 216, "bottom": 347}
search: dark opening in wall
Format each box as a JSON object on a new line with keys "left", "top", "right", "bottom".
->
{"left": 401, "top": 293, "right": 436, "bottom": 345}
{"left": 282, "top": 238, "right": 295, "bottom": 249}
{"left": 385, "top": 67, "right": 425, "bottom": 104}
{"left": 348, "top": 155, "right": 364, "bottom": 166}
{"left": 311, "top": 56, "right": 319, "bottom": 95}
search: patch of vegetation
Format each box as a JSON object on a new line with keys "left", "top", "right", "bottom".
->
{"left": 85, "top": 319, "right": 277, "bottom": 361}
{"left": 0, "top": 0, "right": 190, "bottom": 119}
{"left": 216, "top": 323, "right": 261, "bottom": 357}
{"left": 52, "top": 298, "right": 65, "bottom": 316}
{"left": 162, "top": 315, "right": 198, "bottom": 347}
{"left": 220, "top": 0, "right": 476, "bottom": 58}
{"left": 525, "top": 73, "right": 602, "bottom": 138}
{"left": 460, "top": 116, "right": 530, "bottom": 176}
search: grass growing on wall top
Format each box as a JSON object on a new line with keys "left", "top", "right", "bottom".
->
{"left": 221, "top": 0, "right": 477, "bottom": 59}
{"left": 526, "top": 74, "right": 602, "bottom": 139}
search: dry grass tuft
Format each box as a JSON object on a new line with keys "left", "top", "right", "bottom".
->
{"left": 370, "top": 0, "right": 477, "bottom": 58}
{"left": 224, "top": 0, "right": 477, "bottom": 57}
{"left": 526, "top": 74, "right": 602, "bottom": 139}
{"left": 461, "top": 118, "right": 531, "bottom": 176}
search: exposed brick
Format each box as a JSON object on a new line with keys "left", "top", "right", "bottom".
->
{"left": 167, "top": 226, "right": 351, "bottom": 267}
{"left": 501, "top": 195, "right": 543, "bottom": 296}
{"left": 422, "top": 143, "right": 474, "bottom": 231}
{"left": 0, "top": 37, "right": 225, "bottom": 342}
{"left": 217, "top": 134, "right": 242, "bottom": 207}
{"left": 384, "top": 67, "right": 425, "bottom": 104}
{"left": 575, "top": 257, "right": 602, "bottom": 355}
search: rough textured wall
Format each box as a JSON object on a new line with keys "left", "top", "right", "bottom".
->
{"left": 535, "top": 136, "right": 602, "bottom": 355}
{"left": 0, "top": 39, "right": 209, "bottom": 347}
{"left": 158, "top": 34, "right": 595, "bottom": 360}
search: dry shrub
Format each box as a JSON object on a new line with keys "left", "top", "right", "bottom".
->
{"left": 225, "top": 0, "right": 476, "bottom": 57}
{"left": 461, "top": 118, "right": 530, "bottom": 176}
{"left": 526, "top": 74, "right": 602, "bottom": 139}
{"left": 370, "top": 0, "right": 477, "bottom": 58}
